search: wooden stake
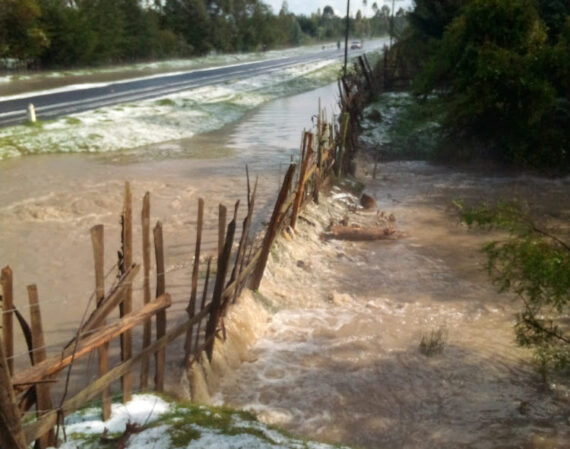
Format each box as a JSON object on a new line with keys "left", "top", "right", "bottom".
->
{"left": 153, "top": 221, "right": 166, "bottom": 392}
{"left": 0, "top": 334, "right": 27, "bottom": 449}
{"left": 1, "top": 266, "right": 14, "bottom": 375}
{"left": 120, "top": 182, "right": 133, "bottom": 403}
{"left": 185, "top": 198, "right": 204, "bottom": 359}
{"left": 291, "top": 133, "right": 314, "bottom": 230}
{"left": 250, "top": 163, "right": 297, "bottom": 290}
{"left": 193, "top": 257, "right": 212, "bottom": 355}
{"left": 205, "top": 216, "right": 236, "bottom": 361}
{"left": 229, "top": 176, "right": 258, "bottom": 304}
{"left": 90, "top": 225, "right": 111, "bottom": 421}
{"left": 27, "top": 285, "right": 54, "bottom": 449}
{"left": 140, "top": 192, "right": 151, "bottom": 390}
{"left": 218, "top": 204, "right": 227, "bottom": 259}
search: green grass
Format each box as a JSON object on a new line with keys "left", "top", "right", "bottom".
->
{"left": 419, "top": 327, "right": 447, "bottom": 356}
{"left": 156, "top": 98, "right": 176, "bottom": 106}
{"left": 66, "top": 117, "right": 82, "bottom": 125}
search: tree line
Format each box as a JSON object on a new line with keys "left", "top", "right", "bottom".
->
{"left": 0, "top": 0, "right": 403, "bottom": 69}
{"left": 393, "top": 0, "right": 569, "bottom": 171}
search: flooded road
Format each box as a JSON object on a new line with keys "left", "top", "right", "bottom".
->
{"left": 216, "top": 161, "right": 570, "bottom": 449}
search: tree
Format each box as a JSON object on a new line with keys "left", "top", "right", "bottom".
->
{"left": 459, "top": 200, "right": 570, "bottom": 376}
{"left": 413, "top": 0, "right": 569, "bottom": 169}
{"left": 0, "top": 0, "right": 49, "bottom": 62}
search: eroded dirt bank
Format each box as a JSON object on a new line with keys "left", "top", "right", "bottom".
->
{"left": 215, "top": 159, "right": 570, "bottom": 449}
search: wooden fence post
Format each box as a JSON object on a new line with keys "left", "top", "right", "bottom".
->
{"left": 0, "top": 334, "right": 27, "bottom": 449}
{"left": 193, "top": 257, "right": 212, "bottom": 355}
{"left": 250, "top": 164, "right": 297, "bottom": 290}
{"left": 153, "top": 221, "right": 166, "bottom": 392}
{"left": 205, "top": 217, "right": 236, "bottom": 361}
{"left": 1, "top": 266, "right": 14, "bottom": 375}
{"left": 90, "top": 225, "right": 111, "bottom": 421}
{"left": 229, "top": 175, "right": 258, "bottom": 305}
{"left": 218, "top": 204, "right": 227, "bottom": 259}
{"left": 140, "top": 192, "right": 152, "bottom": 390}
{"left": 27, "top": 285, "right": 54, "bottom": 448}
{"left": 120, "top": 182, "right": 133, "bottom": 402}
{"left": 185, "top": 198, "right": 204, "bottom": 359}
{"left": 291, "top": 133, "right": 314, "bottom": 230}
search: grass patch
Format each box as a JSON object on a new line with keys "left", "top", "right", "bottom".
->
{"left": 156, "top": 98, "right": 176, "bottom": 106}
{"left": 66, "top": 117, "right": 82, "bottom": 125}
{"left": 419, "top": 327, "right": 447, "bottom": 356}
{"left": 361, "top": 93, "right": 444, "bottom": 160}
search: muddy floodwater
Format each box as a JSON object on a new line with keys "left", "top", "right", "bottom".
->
{"left": 215, "top": 160, "right": 570, "bottom": 449}
{"left": 0, "top": 83, "right": 339, "bottom": 391}
{"left": 1, "top": 80, "right": 569, "bottom": 448}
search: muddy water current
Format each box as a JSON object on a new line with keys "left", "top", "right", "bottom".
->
{"left": 215, "top": 161, "right": 570, "bottom": 449}
{"left": 0, "top": 83, "right": 339, "bottom": 392}
{"left": 1, "top": 81, "right": 569, "bottom": 448}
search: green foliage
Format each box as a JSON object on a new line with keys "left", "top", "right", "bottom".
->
{"left": 0, "top": 0, "right": 49, "bottom": 61}
{"left": 400, "top": 0, "right": 570, "bottom": 171}
{"left": 458, "top": 200, "right": 570, "bottom": 373}
{"left": 1, "top": 1, "right": 392, "bottom": 69}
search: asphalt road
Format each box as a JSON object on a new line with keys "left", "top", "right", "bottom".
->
{"left": 0, "top": 45, "right": 375, "bottom": 128}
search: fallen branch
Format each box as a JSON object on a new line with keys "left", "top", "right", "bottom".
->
{"left": 323, "top": 225, "right": 403, "bottom": 241}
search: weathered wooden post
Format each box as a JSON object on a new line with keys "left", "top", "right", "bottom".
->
{"left": 140, "top": 192, "right": 152, "bottom": 390}
{"left": 153, "top": 221, "right": 166, "bottom": 392}
{"left": 250, "top": 163, "right": 297, "bottom": 290}
{"left": 0, "top": 334, "right": 27, "bottom": 449}
{"left": 205, "top": 216, "right": 236, "bottom": 361}
{"left": 291, "top": 133, "right": 314, "bottom": 230}
{"left": 218, "top": 204, "right": 227, "bottom": 258}
{"left": 194, "top": 257, "right": 212, "bottom": 355}
{"left": 185, "top": 198, "right": 204, "bottom": 359}
{"left": 120, "top": 182, "right": 133, "bottom": 402}
{"left": 28, "top": 285, "right": 55, "bottom": 448}
{"left": 1, "top": 266, "right": 14, "bottom": 375}
{"left": 90, "top": 225, "right": 111, "bottom": 420}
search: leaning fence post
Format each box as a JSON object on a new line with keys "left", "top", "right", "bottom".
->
{"left": 291, "top": 133, "right": 314, "bottom": 230}
{"left": 140, "top": 192, "right": 152, "bottom": 390}
{"left": 90, "top": 225, "right": 111, "bottom": 420}
{"left": 153, "top": 221, "right": 166, "bottom": 392}
{"left": 218, "top": 204, "right": 227, "bottom": 259}
{"left": 119, "top": 182, "right": 133, "bottom": 402}
{"left": 205, "top": 216, "right": 236, "bottom": 361}
{"left": 28, "top": 285, "right": 55, "bottom": 449}
{"left": 193, "top": 257, "right": 212, "bottom": 356}
{"left": 185, "top": 198, "right": 204, "bottom": 359}
{"left": 0, "top": 333, "right": 27, "bottom": 449}
{"left": 250, "top": 163, "right": 297, "bottom": 290}
{"left": 1, "top": 266, "right": 14, "bottom": 375}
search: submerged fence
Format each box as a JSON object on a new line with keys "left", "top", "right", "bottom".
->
{"left": 0, "top": 70, "right": 378, "bottom": 447}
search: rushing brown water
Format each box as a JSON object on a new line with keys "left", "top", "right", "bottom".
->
{"left": 215, "top": 160, "right": 570, "bottom": 449}
{"left": 1, "top": 81, "right": 569, "bottom": 448}
{"left": 0, "top": 84, "right": 338, "bottom": 394}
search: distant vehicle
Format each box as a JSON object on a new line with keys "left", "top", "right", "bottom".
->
{"left": 350, "top": 40, "right": 362, "bottom": 49}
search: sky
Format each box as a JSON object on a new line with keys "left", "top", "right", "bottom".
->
{"left": 264, "top": 0, "right": 414, "bottom": 17}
